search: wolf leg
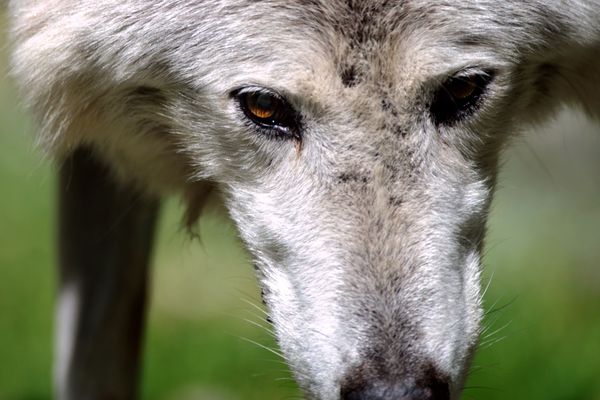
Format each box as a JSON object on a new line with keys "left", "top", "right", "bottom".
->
{"left": 56, "top": 147, "right": 159, "bottom": 400}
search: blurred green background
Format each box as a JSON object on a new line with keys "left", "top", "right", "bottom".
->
{"left": 1, "top": 10, "right": 599, "bottom": 400}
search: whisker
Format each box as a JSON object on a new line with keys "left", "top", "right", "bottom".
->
{"left": 240, "top": 297, "right": 269, "bottom": 316}
{"left": 481, "top": 320, "right": 512, "bottom": 340}
{"left": 480, "top": 269, "right": 495, "bottom": 300}
{"left": 479, "top": 334, "right": 508, "bottom": 349}
{"left": 238, "top": 335, "right": 285, "bottom": 359}
{"left": 242, "top": 317, "right": 276, "bottom": 338}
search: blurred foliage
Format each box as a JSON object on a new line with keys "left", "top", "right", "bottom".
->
{"left": 1, "top": 10, "right": 599, "bottom": 400}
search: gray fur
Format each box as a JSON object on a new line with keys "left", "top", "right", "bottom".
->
{"left": 9, "top": 1, "right": 600, "bottom": 399}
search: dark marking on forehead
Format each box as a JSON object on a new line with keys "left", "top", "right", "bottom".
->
{"left": 389, "top": 195, "right": 403, "bottom": 207}
{"left": 342, "top": 0, "right": 401, "bottom": 47}
{"left": 380, "top": 98, "right": 410, "bottom": 138}
{"left": 331, "top": 1, "right": 410, "bottom": 87}
{"left": 340, "top": 64, "right": 359, "bottom": 87}
{"left": 383, "top": 160, "right": 400, "bottom": 180}
{"left": 381, "top": 98, "right": 399, "bottom": 117}
{"left": 391, "top": 123, "right": 408, "bottom": 138}
{"left": 338, "top": 172, "right": 370, "bottom": 184}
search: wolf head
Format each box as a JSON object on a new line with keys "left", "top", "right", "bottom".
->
{"left": 11, "top": 0, "right": 599, "bottom": 398}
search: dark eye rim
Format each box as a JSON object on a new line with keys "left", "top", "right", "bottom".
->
{"left": 430, "top": 69, "right": 495, "bottom": 126}
{"left": 232, "top": 87, "right": 302, "bottom": 141}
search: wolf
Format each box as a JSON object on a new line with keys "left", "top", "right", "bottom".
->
{"left": 9, "top": 0, "right": 600, "bottom": 399}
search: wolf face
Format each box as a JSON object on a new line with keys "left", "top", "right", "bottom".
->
{"left": 11, "top": 0, "right": 600, "bottom": 398}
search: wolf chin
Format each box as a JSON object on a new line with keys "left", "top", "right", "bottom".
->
{"left": 9, "top": 1, "right": 600, "bottom": 399}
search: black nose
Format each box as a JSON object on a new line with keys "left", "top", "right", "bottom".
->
{"left": 341, "top": 378, "right": 450, "bottom": 400}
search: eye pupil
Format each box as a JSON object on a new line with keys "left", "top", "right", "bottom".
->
{"left": 449, "top": 79, "right": 477, "bottom": 100}
{"left": 255, "top": 93, "right": 274, "bottom": 109}
{"left": 248, "top": 93, "right": 276, "bottom": 119}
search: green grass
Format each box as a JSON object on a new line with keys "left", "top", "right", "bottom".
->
{"left": 1, "top": 11, "right": 600, "bottom": 400}
{"left": 465, "top": 124, "right": 600, "bottom": 400}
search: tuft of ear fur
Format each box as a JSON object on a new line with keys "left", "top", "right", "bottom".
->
{"left": 182, "top": 182, "right": 214, "bottom": 236}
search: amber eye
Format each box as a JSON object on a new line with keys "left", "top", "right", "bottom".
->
{"left": 235, "top": 89, "right": 300, "bottom": 139}
{"left": 247, "top": 92, "right": 277, "bottom": 119}
{"left": 430, "top": 71, "right": 493, "bottom": 125}
{"left": 448, "top": 78, "right": 478, "bottom": 100}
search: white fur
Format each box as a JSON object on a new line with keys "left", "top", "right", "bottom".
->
{"left": 54, "top": 282, "right": 79, "bottom": 399}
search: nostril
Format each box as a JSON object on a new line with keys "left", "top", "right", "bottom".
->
{"left": 341, "top": 380, "right": 450, "bottom": 400}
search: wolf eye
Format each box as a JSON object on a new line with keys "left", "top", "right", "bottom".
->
{"left": 235, "top": 89, "right": 301, "bottom": 139}
{"left": 430, "top": 71, "right": 493, "bottom": 125}
{"left": 248, "top": 94, "right": 276, "bottom": 119}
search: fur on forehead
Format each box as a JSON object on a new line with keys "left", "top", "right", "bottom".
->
{"left": 220, "top": 0, "right": 559, "bottom": 93}
{"left": 255, "top": 0, "right": 588, "bottom": 62}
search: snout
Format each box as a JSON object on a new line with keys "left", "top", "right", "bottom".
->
{"left": 340, "top": 366, "right": 450, "bottom": 400}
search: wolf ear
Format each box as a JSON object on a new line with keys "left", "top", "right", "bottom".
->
{"left": 10, "top": 3, "right": 216, "bottom": 232}
{"left": 526, "top": 8, "right": 600, "bottom": 122}
{"left": 10, "top": 7, "right": 196, "bottom": 196}
{"left": 509, "top": 47, "right": 600, "bottom": 129}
